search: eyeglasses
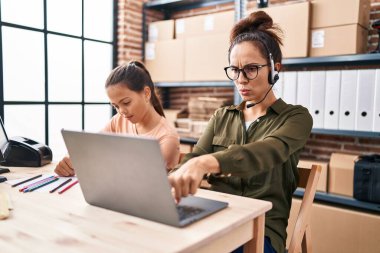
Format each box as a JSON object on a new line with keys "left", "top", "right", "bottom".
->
{"left": 224, "top": 64, "right": 268, "bottom": 81}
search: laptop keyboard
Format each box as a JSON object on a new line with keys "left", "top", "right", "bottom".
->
{"left": 177, "top": 205, "right": 204, "bottom": 220}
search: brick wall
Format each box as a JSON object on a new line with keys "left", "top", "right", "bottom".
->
{"left": 117, "top": 0, "right": 380, "bottom": 160}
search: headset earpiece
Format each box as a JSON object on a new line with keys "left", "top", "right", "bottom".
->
{"left": 268, "top": 52, "right": 279, "bottom": 85}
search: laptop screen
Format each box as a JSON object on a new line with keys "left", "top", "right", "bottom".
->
{"left": 0, "top": 117, "right": 9, "bottom": 161}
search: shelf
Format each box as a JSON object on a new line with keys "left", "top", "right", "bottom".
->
{"left": 155, "top": 81, "right": 234, "bottom": 88}
{"left": 180, "top": 136, "right": 198, "bottom": 145}
{"left": 144, "top": 0, "right": 234, "bottom": 12}
{"left": 294, "top": 189, "right": 380, "bottom": 214}
{"left": 283, "top": 53, "right": 380, "bottom": 68}
{"left": 312, "top": 128, "right": 380, "bottom": 138}
{"left": 180, "top": 128, "right": 380, "bottom": 145}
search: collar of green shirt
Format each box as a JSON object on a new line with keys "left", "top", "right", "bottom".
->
{"left": 226, "top": 98, "right": 288, "bottom": 115}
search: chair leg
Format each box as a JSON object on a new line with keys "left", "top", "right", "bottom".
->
{"left": 301, "top": 225, "right": 312, "bottom": 253}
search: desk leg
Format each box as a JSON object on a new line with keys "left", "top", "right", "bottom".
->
{"left": 243, "top": 214, "right": 265, "bottom": 253}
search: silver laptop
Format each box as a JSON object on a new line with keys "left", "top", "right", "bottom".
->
{"left": 61, "top": 129, "right": 228, "bottom": 227}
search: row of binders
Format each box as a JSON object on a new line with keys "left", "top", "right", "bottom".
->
{"left": 273, "top": 69, "right": 380, "bottom": 131}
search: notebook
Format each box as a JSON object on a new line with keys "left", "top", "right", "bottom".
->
{"left": 61, "top": 129, "right": 228, "bottom": 227}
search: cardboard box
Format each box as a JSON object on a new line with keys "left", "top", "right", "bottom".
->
{"left": 298, "top": 159, "right": 328, "bottom": 192}
{"left": 184, "top": 33, "right": 230, "bottom": 81}
{"left": 148, "top": 20, "right": 175, "bottom": 42}
{"left": 188, "top": 96, "right": 231, "bottom": 120}
{"left": 180, "top": 144, "right": 193, "bottom": 154}
{"left": 145, "top": 39, "right": 184, "bottom": 82}
{"left": 164, "top": 109, "right": 185, "bottom": 128}
{"left": 328, "top": 153, "right": 359, "bottom": 197}
{"left": 310, "top": 24, "right": 368, "bottom": 57}
{"left": 311, "top": 0, "right": 371, "bottom": 29}
{"left": 287, "top": 198, "right": 380, "bottom": 253}
{"left": 175, "top": 11, "right": 234, "bottom": 39}
{"left": 248, "top": 1, "right": 310, "bottom": 58}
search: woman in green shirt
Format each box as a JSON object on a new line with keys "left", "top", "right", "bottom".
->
{"left": 169, "top": 11, "right": 312, "bottom": 253}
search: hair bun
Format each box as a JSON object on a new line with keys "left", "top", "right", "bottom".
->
{"left": 230, "top": 11, "right": 275, "bottom": 43}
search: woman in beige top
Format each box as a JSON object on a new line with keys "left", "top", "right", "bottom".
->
{"left": 55, "top": 61, "right": 180, "bottom": 176}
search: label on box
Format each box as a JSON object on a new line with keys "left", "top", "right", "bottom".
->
{"left": 145, "top": 43, "right": 156, "bottom": 60}
{"left": 148, "top": 25, "right": 158, "bottom": 42}
{"left": 204, "top": 16, "right": 214, "bottom": 31}
{"left": 312, "top": 30, "right": 325, "bottom": 48}
{"left": 176, "top": 19, "right": 185, "bottom": 34}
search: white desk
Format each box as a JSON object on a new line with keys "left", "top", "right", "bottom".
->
{"left": 0, "top": 164, "right": 272, "bottom": 253}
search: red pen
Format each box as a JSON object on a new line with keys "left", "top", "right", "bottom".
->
{"left": 58, "top": 180, "right": 78, "bottom": 194}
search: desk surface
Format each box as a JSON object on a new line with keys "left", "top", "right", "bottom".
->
{"left": 0, "top": 164, "right": 272, "bottom": 253}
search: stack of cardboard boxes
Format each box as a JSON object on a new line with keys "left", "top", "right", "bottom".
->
{"left": 310, "top": 0, "right": 370, "bottom": 56}
{"left": 173, "top": 96, "right": 231, "bottom": 139}
{"left": 188, "top": 96, "right": 231, "bottom": 120}
{"left": 145, "top": 19, "right": 184, "bottom": 82}
{"left": 252, "top": 1, "right": 311, "bottom": 58}
{"left": 247, "top": 0, "right": 370, "bottom": 57}
{"left": 145, "top": 11, "right": 234, "bottom": 82}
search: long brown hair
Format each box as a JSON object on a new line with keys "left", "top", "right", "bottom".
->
{"left": 229, "top": 11, "right": 283, "bottom": 66}
{"left": 105, "top": 61, "right": 165, "bottom": 117}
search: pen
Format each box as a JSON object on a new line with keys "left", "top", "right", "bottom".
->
{"left": 24, "top": 177, "right": 59, "bottom": 192}
{"left": 49, "top": 178, "right": 73, "bottom": 193}
{"left": 58, "top": 180, "right": 78, "bottom": 194}
{"left": 11, "top": 174, "right": 43, "bottom": 187}
{"left": 19, "top": 176, "right": 56, "bottom": 192}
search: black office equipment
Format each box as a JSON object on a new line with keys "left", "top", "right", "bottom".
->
{"left": 0, "top": 168, "right": 10, "bottom": 174}
{"left": 0, "top": 117, "right": 52, "bottom": 167}
{"left": 0, "top": 176, "right": 7, "bottom": 183}
{"left": 353, "top": 154, "right": 380, "bottom": 204}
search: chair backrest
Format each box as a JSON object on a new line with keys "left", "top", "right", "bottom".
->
{"left": 288, "top": 164, "right": 322, "bottom": 253}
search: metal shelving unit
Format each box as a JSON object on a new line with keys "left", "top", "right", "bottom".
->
{"left": 142, "top": 0, "right": 235, "bottom": 61}
{"left": 294, "top": 189, "right": 380, "bottom": 214}
{"left": 155, "top": 81, "right": 233, "bottom": 88}
{"left": 144, "top": 0, "right": 234, "bottom": 12}
{"left": 312, "top": 128, "right": 380, "bottom": 138}
{"left": 283, "top": 53, "right": 380, "bottom": 68}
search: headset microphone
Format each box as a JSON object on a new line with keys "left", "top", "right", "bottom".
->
{"left": 246, "top": 84, "right": 274, "bottom": 108}
{"left": 246, "top": 52, "right": 278, "bottom": 109}
{"left": 268, "top": 52, "right": 279, "bottom": 85}
{"left": 245, "top": 41, "right": 280, "bottom": 109}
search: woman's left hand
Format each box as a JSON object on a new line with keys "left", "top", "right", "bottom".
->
{"left": 168, "top": 154, "right": 220, "bottom": 203}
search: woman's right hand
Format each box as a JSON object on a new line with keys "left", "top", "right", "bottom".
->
{"left": 54, "top": 156, "right": 75, "bottom": 177}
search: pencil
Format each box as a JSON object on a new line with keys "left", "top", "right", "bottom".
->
{"left": 58, "top": 180, "right": 78, "bottom": 194}
{"left": 19, "top": 176, "right": 56, "bottom": 192}
{"left": 49, "top": 178, "right": 73, "bottom": 193}
{"left": 11, "top": 174, "right": 42, "bottom": 187}
{"left": 25, "top": 177, "right": 59, "bottom": 192}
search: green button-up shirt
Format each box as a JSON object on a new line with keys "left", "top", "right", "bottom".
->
{"left": 179, "top": 98, "right": 312, "bottom": 253}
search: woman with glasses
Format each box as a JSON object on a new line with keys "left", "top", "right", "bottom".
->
{"left": 168, "top": 11, "right": 312, "bottom": 253}
{"left": 55, "top": 61, "right": 180, "bottom": 176}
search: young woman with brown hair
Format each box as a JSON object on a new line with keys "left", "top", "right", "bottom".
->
{"left": 168, "top": 11, "right": 312, "bottom": 253}
{"left": 55, "top": 61, "right": 180, "bottom": 176}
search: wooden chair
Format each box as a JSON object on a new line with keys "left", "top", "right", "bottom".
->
{"left": 178, "top": 153, "right": 321, "bottom": 252}
{"left": 288, "top": 164, "right": 322, "bottom": 253}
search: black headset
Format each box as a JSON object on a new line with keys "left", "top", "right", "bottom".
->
{"left": 267, "top": 52, "right": 279, "bottom": 85}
